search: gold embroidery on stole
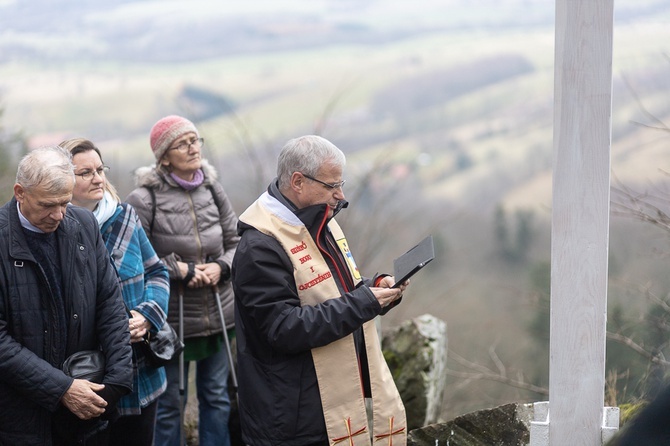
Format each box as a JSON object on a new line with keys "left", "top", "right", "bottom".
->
{"left": 239, "top": 196, "right": 406, "bottom": 445}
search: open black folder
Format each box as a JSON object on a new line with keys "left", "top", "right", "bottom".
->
{"left": 392, "top": 235, "right": 435, "bottom": 288}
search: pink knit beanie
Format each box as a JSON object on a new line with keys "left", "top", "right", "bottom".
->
{"left": 149, "top": 115, "right": 199, "bottom": 160}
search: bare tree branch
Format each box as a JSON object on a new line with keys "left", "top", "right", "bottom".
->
{"left": 628, "top": 120, "right": 670, "bottom": 133}
{"left": 611, "top": 175, "right": 670, "bottom": 232}
{"left": 606, "top": 331, "right": 670, "bottom": 367}
{"left": 313, "top": 76, "right": 360, "bottom": 136}
{"left": 446, "top": 369, "right": 549, "bottom": 396}
{"left": 488, "top": 338, "right": 507, "bottom": 379}
{"left": 224, "top": 108, "right": 272, "bottom": 192}
{"left": 447, "top": 348, "right": 548, "bottom": 396}
{"left": 621, "top": 72, "right": 670, "bottom": 132}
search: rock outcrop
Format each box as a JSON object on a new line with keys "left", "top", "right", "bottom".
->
{"left": 382, "top": 314, "right": 448, "bottom": 430}
{"left": 407, "top": 402, "right": 534, "bottom": 446}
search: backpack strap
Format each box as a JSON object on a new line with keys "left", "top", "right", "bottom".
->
{"left": 143, "top": 186, "right": 157, "bottom": 237}
{"left": 205, "top": 183, "right": 231, "bottom": 281}
{"left": 144, "top": 183, "right": 218, "bottom": 236}
{"left": 206, "top": 184, "right": 221, "bottom": 217}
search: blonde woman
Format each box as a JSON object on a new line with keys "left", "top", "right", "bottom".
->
{"left": 61, "top": 138, "right": 170, "bottom": 446}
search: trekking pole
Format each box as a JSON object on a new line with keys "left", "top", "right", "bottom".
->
{"left": 212, "top": 285, "right": 238, "bottom": 389}
{"left": 178, "top": 286, "right": 186, "bottom": 446}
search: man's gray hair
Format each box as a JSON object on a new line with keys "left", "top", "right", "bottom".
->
{"left": 277, "top": 135, "right": 346, "bottom": 189}
{"left": 16, "top": 146, "right": 75, "bottom": 192}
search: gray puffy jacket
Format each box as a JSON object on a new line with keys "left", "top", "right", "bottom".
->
{"left": 126, "top": 160, "right": 239, "bottom": 338}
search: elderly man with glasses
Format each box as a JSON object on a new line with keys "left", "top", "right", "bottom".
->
{"left": 232, "top": 135, "right": 409, "bottom": 446}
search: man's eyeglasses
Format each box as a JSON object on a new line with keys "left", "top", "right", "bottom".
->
{"left": 75, "top": 166, "right": 110, "bottom": 181}
{"left": 302, "top": 173, "right": 346, "bottom": 190}
{"left": 169, "top": 137, "right": 204, "bottom": 153}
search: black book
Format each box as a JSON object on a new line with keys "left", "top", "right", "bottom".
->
{"left": 392, "top": 235, "right": 435, "bottom": 288}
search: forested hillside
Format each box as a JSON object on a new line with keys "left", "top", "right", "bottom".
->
{"left": 1, "top": 0, "right": 670, "bottom": 420}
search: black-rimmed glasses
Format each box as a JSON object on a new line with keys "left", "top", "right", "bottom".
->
{"left": 302, "top": 173, "right": 346, "bottom": 190}
{"left": 169, "top": 137, "right": 204, "bottom": 153}
{"left": 75, "top": 165, "right": 110, "bottom": 181}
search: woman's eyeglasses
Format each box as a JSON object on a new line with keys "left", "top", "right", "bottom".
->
{"left": 169, "top": 137, "right": 204, "bottom": 154}
{"left": 75, "top": 165, "right": 110, "bottom": 181}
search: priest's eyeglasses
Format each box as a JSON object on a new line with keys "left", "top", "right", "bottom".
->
{"left": 302, "top": 173, "right": 346, "bottom": 190}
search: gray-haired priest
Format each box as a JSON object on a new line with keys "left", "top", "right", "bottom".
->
{"left": 232, "top": 135, "right": 409, "bottom": 446}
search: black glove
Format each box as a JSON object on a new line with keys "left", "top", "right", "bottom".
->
{"left": 97, "top": 383, "right": 128, "bottom": 421}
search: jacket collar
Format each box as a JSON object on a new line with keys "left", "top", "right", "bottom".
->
{"left": 267, "top": 179, "right": 348, "bottom": 230}
{"left": 7, "top": 197, "right": 79, "bottom": 262}
{"left": 133, "top": 158, "right": 218, "bottom": 190}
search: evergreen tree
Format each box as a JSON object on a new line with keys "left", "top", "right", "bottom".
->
{"left": 493, "top": 204, "right": 535, "bottom": 263}
{"left": 0, "top": 105, "right": 27, "bottom": 202}
{"left": 526, "top": 260, "right": 550, "bottom": 386}
{"left": 494, "top": 205, "right": 511, "bottom": 259}
{"left": 514, "top": 209, "right": 534, "bottom": 263}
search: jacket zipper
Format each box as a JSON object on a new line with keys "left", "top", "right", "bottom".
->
{"left": 186, "top": 190, "right": 216, "bottom": 331}
{"left": 314, "top": 211, "right": 353, "bottom": 293}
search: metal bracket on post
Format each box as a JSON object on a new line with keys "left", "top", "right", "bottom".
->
{"left": 601, "top": 406, "right": 620, "bottom": 444}
{"left": 530, "top": 401, "right": 549, "bottom": 446}
{"left": 530, "top": 402, "right": 619, "bottom": 446}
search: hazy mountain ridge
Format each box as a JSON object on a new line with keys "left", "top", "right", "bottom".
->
{"left": 2, "top": 0, "right": 664, "bottom": 63}
{"left": 0, "top": 0, "right": 668, "bottom": 215}
{"left": 1, "top": 0, "right": 554, "bottom": 63}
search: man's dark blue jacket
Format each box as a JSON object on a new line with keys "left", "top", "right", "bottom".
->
{"left": 0, "top": 198, "right": 132, "bottom": 446}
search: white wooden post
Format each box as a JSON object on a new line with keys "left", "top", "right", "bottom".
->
{"left": 549, "top": 0, "right": 616, "bottom": 444}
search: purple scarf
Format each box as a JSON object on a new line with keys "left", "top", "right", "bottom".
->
{"left": 170, "top": 169, "right": 204, "bottom": 190}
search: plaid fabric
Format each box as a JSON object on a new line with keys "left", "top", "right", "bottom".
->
{"left": 100, "top": 203, "right": 170, "bottom": 414}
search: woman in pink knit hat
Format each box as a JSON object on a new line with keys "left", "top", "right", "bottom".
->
{"left": 126, "top": 115, "right": 239, "bottom": 446}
